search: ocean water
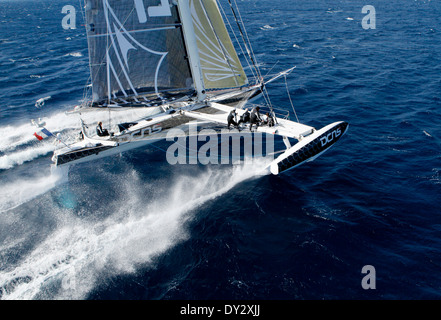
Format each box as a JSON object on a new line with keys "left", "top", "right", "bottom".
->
{"left": 0, "top": 0, "right": 440, "bottom": 300}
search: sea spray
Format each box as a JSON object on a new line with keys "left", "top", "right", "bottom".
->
{"left": 0, "top": 160, "right": 270, "bottom": 299}
{"left": 0, "top": 143, "right": 55, "bottom": 170}
{"left": 0, "top": 108, "right": 162, "bottom": 155}
{"left": 0, "top": 165, "right": 69, "bottom": 213}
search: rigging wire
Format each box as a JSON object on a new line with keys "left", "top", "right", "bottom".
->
{"left": 263, "top": 60, "right": 279, "bottom": 78}
{"left": 226, "top": 0, "right": 278, "bottom": 123}
{"left": 284, "top": 75, "right": 299, "bottom": 123}
{"left": 78, "top": 0, "right": 92, "bottom": 105}
{"left": 226, "top": 0, "right": 256, "bottom": 75}
{"left": 216, "top": 0, "right": 257, "bottom": 81}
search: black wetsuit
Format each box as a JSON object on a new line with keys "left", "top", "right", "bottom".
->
{"left": 96, "top": 124, "right": 109, "bottom": 137}
{"left": 250, "top": 108, "right": 261, "bottom": 131}
{"left": 267, "top": 114, "right": 275, "bottom": 127}
{"left": 227, "top": 110, "right": 238, "bottom": 129}
{"left": 238, "top": 111, "right": 250, "bottom": 126}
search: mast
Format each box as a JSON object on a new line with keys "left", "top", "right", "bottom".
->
{"left": 176, "top": 0, "right": 207, "bottom": 102}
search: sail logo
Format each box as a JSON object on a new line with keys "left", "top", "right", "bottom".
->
{"left": 134, "top": 0, "right": 172, "bottom": 23}
{"left": 130, "top": 124, "right": 163, "bottom": 139}
{"left": 320, "top": 128, "right": 341, "bottom": 147}
{"left": 100, "top": 0, "right": 172, "bottom": 100}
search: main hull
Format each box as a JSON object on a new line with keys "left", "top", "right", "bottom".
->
{"left": 52, "top": 138, "right": 160, "bottom": 167}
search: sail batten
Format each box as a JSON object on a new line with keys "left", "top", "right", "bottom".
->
{"left": 88, "top": 26, "right": 180, "bottom": 38}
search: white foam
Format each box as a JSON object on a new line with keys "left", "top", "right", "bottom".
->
{"left": 0, "top": 107, "right": 162, "bottom": 155}
{"left": 64, "top": 52, "right": 83, "bottom": 57}
{"left": 260, "top": 25, "right": 274, "bottom": 30}
{"left": 0, "top": 161, "right": 270, "bottom": 299}
{"left": 0, "top": 167, "right": 68, "bottom": 213}
{"left": 0, "top": 113, "right": 76, "bottom": 153}
{"left": 35, "top": 96, "right": 51, "bottom": 108}
{"left": 0, "top": 143, "right": 54, "bottom": 170}
{"left": 423, "top": 130, "right": 432, "bottom": 137}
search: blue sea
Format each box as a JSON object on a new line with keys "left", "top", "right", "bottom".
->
{"left": 0, "top": 0, "right": 440, "bottom": 301}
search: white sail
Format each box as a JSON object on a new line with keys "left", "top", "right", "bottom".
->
{"left": 189, "top": 0, "right": 248, "bottom": 90}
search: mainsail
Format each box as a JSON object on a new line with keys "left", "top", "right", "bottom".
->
{"left": 84, "top": 0, "right": 249, "bottom": 105}
{"left": 85, "top": 0, "right": 194, "bottom": 104}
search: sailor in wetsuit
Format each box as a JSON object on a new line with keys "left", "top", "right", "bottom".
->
{"left": 249, "top": 106, "right": 262, "bottom": 131}
{"left": 267, "top": 112, "right": 275, "bottom": 127}
{"left": 96, "top": 121, "right": 110, "bottom": 137}
{"left": 238, "top": 108, "right": 250, "bottom": 127}
{"left": 227, "top": 109, "right": 239, "bottom": 130}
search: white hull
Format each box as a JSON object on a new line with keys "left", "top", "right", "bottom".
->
{"left": 52, "top": 137, "right": 160, "bottom": 168}
{"left": 268, "top": 121, "right": 349, "bottom": 175}
{"left": 52, "top": 100, "right": 348, "bottom": 175}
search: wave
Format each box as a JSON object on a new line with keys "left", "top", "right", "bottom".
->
{"left": 0, "top": 113, "right": 77, "bottom": 153}
{"left": 0, "top": 160, "right": 270, "bottom": 299}
{"left": 64, "top": 52, "right": 83, "bottom": 58}
{"left": 0, "top": 143, "right": 55, "bottom": 170}
{"left": 35, "top": 96, "right": 51, "bottom": 108}
{"left": 0, "top": 166, "right": 69, "bottom": 214}
{"left": 260, "top": 25, "right": 274, "bottom": 30}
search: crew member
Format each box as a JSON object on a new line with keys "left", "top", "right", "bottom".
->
{"left": 267, "top": 112, "right": 275, "bottom": 127}
{"left": 250, "top": 106, "right": 262, "bottom": 131}
{"left": 96, "top": 121, "right": 109, "bottom": 137}
{"left": 238, "top": 108, "right": 250, "bottom": 126}
{"left": 227, "top": 109, "right": 238, "bottom": 130}
{"left": 262, "top": 113, "right": 269, "bottom": 125}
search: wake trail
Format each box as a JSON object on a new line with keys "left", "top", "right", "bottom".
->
{"left": 0, "top": 166, "right": 69, "bottom": 214}
{"left": 0, "top": 143, "right": 55, "bottom": 170}
{"left": 0, "top": 161, "right": 270, "bottom": 300}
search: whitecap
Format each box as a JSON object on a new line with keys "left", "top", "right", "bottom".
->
{"left": 260, "top": 25, "right": 274, "bottom": 30}
{"left": 64, "top": 52, "right": 83, "bottom": 58}
{"left": 35, "top": 96, "right": 51, "bottom": 108}
{"left": 0, "top": 167, "right": 68, "bottom": 213}
{"left": 0, "top": 143, "right": 54, "bottom": 170}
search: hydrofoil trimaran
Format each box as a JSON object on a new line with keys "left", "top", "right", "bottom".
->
{"left": 36, "top": 0, "right": 348, "bottom": 175}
